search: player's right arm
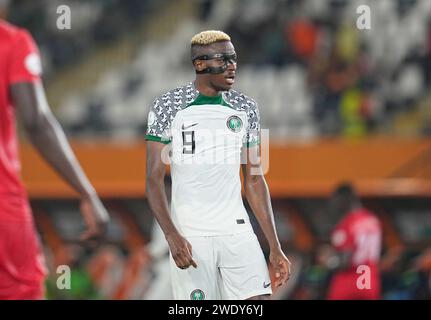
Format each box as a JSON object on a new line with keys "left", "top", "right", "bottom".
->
{"left": 146, "top": 140, "right": 197, "bottom": 269}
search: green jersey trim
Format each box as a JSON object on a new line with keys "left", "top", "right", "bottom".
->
{"left": 187, "top": 93, "right": 233, "bottom": 108}
{"left": 145, "top": 134, "right": 171, "bottom": 144}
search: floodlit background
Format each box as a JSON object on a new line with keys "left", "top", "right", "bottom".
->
{"left": 7, "top": 0, "right": 431, "bottom": 299}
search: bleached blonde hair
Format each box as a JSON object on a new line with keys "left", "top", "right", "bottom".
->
{"left": 191, "top": 30, "right": 231, "bottom": 46}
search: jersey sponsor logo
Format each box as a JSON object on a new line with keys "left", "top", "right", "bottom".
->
{"left": 181, "top": 122, "right": 198, "bottom": 130}
{"left": 190, "top": 289, "right": 205, "bottom": 300}
{"left": 25, "top": 52, "right": 42, "bottom": 76}
{"left": 263, "top": 281, "right": 271, "bottom": 288}
{"left": 226, "top": 115, "right": 243, "bottom": 133}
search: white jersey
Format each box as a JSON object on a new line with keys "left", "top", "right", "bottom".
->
{"left": 146, "top": 83, "right": 261, "bottom": 237}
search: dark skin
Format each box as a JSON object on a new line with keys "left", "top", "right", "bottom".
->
{"left": 193, "top": 41, "right": 237, "bottom": 96}
{"left": 241, "top": 146, "right": 292, "bottom": 289}
{"left": 10, "top": 81, "right": 109, "bottom": 243}
{"left": 0, "top": 6, "right": 7, "bottom": 19}
{"left": 146, "top": 40, "right": 291, "bottom": 299}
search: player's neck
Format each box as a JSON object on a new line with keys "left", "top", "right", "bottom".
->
{"left": 349, "top": 202, "right": 362, "bottom": 213}
{"left": 194, "top": 78, "right": 221, "bottom": 97}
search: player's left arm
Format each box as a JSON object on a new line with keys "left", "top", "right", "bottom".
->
{"left": 241, "top": 145, "right": 292, "bottom": 287}
{"left": 330, "top": 225, "right": 354, "bottom": 271}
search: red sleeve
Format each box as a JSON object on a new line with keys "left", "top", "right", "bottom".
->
{"left": 8, "top": 29, "right": 42, "bottom": 85}
{"left": 331, "top": 218, "right": 354, "bottom": 251}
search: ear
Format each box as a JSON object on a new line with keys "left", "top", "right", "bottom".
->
{"left": 194, "top": 60, "right": 206, "bottom": 72}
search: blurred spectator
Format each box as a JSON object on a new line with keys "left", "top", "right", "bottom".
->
{"left": 286, "top": 19, "right": 320, "bottom": 62}
{"left": 326, "top": 183, "right": 382, "bottom": 300}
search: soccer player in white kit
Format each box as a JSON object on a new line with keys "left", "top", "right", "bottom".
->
{"left": 145, "top": 30, "right": 291, "bottom": 300}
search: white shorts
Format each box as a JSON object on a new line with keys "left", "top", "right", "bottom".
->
{"left": 170, "top": 231, "right": 272, "bottom": 300}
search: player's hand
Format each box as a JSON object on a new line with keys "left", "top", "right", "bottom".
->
{"left": 270, "top": 248, "right": 292, "bottom": 287}
{"left": 166, "top": 232, "right": 197, "bottom": 270}
{"left": 78, "top": 194, "right": 110, "bottom": 246}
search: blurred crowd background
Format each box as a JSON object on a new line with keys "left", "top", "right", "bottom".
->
{"left": 10, "top": 0, "right": 431, "bottom": 139}
{"left": 7, "top": 0, "right": 431, "bottom": 299}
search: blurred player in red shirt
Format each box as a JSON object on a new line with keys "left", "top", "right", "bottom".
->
{"left": 0, "top": 2, "right": 109, "bottom": 299}
{"left": 326, "top": 183, "right": 382, "bottom": 300}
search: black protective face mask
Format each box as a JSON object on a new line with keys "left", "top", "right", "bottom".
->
{"left": 193, "top": 53, "right": 237, "bottom": 74}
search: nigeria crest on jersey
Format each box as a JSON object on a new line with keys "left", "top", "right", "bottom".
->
{"left": 226, "top": 115, "right": 243, "bottom": 133}
{"left": 190, "top": 289, "right": 205, "bottom": 300}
